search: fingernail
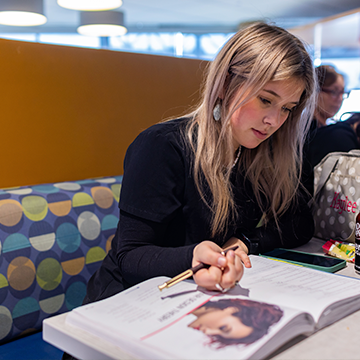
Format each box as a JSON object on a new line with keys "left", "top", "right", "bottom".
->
{"left": 218, "top": 256, "right": 226, "bottom": 267}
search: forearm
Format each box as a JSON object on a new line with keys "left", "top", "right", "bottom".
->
{"left": 251, "top": 206, "right": 314, "bottom": 254}
{"left": 233, "top": 196, "right": 315, "bottom": 255}
{"left": 115, "top": 210, "right": 196, "bottom": 286}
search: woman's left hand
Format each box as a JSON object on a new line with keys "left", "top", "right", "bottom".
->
{"left": 223, "top": 236, "right": 252, "bottom": 269}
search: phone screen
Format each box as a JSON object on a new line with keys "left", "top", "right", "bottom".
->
{"left": 262, "top": 249, "right": 344, "bottom": 268}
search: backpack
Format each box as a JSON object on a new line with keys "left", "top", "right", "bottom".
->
{"left": 312, "top": 149, "right": 360, "bottom": 242}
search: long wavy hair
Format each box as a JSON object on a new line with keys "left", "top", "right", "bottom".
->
{"left": 185, "top": 22, "right": 317, "bottom": 237}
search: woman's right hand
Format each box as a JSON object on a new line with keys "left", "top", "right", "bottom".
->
{"left": 192, "top": 241, "right": 245, "bottom": 292}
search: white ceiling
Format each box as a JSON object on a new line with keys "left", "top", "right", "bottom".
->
{"left": 0, "top": 0, "right": 359, "bottom": 34}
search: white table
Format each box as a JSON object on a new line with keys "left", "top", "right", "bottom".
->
{"left": 43, "top": 238, "right": 360, "bottom": 360}
{"left": 44, "top": 312, "right": 136, "bottom": 360}
{"left": 270, "top": 238, "right": 360, "bottom": 359}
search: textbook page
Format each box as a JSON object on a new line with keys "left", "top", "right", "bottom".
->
{"left": 66, "top": 276, "right": 313, "bottom": 360}
{"left": 242, "top": 255, "right": 360, "bottom": 327}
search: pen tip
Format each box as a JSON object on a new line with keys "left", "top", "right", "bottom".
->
{"left": 158, "top": 283, "right": 167, "bottom": 291}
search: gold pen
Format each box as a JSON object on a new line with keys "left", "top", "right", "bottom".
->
{"left": 158, "top": 245, "right": 239, "bottom": 291}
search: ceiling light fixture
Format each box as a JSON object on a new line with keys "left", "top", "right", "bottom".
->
{"left": 0, "top": 0, "right": 47, "bottom": 26}
{"left": 57, "top": 0, "right": 122, "bottom": 11}
{"left": 78, "top": 11, "right": 127, "bottom": 37}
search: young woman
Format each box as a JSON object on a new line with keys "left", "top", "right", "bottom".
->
{"left": 84, "top": 22, "right": 317, "bottom": 303}
{"left": 187, "top": 298, "right": 284, "bottom": 347}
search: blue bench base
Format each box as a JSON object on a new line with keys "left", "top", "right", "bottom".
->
{"left": 0, "top": 331, "right": 63, "bottom": 360}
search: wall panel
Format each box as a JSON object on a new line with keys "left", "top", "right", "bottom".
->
{"left": 0, "top": 39, "right": 207, "bottom": 188}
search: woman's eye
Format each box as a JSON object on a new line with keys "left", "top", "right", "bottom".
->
{"left": 219, "top": 325, "right": 231, "bottom": 333}
{"left": 260, "top": 97, "right": 271, "bottom": 105}
{"left": 282, "top": 106, "right": 293, "bottom": 113}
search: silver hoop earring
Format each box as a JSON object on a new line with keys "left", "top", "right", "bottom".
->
{"left": 213, "top": 103, "right": 221, "bottom": 121}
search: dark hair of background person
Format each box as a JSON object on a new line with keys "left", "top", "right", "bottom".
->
{"left": 315, "top": 65, "right": 342, "bottom": 89}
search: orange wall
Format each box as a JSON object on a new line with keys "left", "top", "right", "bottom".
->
{"left": 0, "top": 38, "right": 207, "bottom": 188}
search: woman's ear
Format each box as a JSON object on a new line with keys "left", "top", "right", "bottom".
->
{"left": 192, "top": 306, "right": 213, "bottom": 316}
{"left": 224, "top": 306, "right": 240, "bottom": 315}
{"left": 218, "top": 88, "right": 225, "bottom": 100}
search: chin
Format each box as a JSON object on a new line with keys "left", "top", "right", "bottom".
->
{"left": 243, "top": 142, "right": 263, "bottom": 149}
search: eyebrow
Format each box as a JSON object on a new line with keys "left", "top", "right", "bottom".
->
{"left": 263, "top": 89, "right": 300, "bottom": 105}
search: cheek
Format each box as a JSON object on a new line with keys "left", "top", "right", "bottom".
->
{"left": 278, "top": 115, "right": 289, "bottom": 129}
{"left": 322, "top": 97, "right": 333, "bottom": 109}
{"left": 230, "top": 108, "right": 242, "bottom": 128}
{"left": 318, "top": 95, "right": 326, "bottom": 107}
{"left": 231, "top": 106, "right": 255, "bottom": 129}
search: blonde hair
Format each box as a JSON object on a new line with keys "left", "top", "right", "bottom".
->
{"left": 185, "top": 22, "right": 317, "bottom": 237}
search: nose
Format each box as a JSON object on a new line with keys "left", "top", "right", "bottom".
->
{"left": 201, "top": 327, "right": 220, "bottom": 336}
{"left": 263, "top": 108, "right": 282, "bottom": 127}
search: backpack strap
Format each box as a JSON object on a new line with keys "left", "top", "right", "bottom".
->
{"left": 314, "top": 154, "right": 339, "bottom": 199}
{"left": 314, "top": 150, "right": 360, "bottom": 198}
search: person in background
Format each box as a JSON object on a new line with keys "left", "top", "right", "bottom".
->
{"left": 302, "top": 65, "right": 349, "bottom": 194}
{"left": 313, "top": 65, "right": 347, "bottom": 128}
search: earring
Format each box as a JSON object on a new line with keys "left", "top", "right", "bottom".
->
{"left": 213, "top": 102, "right": 221, "bottom": 121}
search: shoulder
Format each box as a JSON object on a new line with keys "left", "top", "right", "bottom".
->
{"left": 313, "top": 121, "right": 359, "bottom": 157}
{"left": 124, "top": 117, "right": 192, "bottom": 171}
{"left": 305, "top": 121, "right": 360, "bottom": 168}
{"left": 315, "top": 121, "right": 355, "bottom": 140}
{"left": 137, "top": 117, "right": 189, "bottom": 140}
{"left": 130, "top": 118, "right": 189, "bottom": 152}
{"left": 324, "top": 121, "right": 353, "bottom": 132}
{"left": 120, "top": 118, "right": 193, "bottom": 222}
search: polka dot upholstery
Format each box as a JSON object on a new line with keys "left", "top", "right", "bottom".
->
{"left": 0, "top": 176, "right": 122, "bottom": 344}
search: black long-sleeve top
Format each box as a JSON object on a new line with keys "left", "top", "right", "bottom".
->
{"left": 84, "top": 117, "right": 314, "bottom": 303}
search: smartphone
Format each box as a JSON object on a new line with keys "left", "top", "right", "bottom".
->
{"left": 261, "top": 248, "right": 346, "bottom": 273}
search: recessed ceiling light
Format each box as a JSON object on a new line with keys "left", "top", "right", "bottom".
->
{"left": 0, "top": 0, "right": 46, "bottom": 26}
{"left": 57, "top": 0, "right": 122, "bottom": 11}
{"left": 77, "top": 11, "right": 127, "bottom": 37}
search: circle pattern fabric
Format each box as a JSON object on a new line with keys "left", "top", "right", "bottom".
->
{"left": 0, "top": 176, "right": 122, "bottom": 344}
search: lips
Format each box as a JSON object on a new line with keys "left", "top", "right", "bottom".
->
{"left": 252, "top": 128, "right": 268, "bottom": 140}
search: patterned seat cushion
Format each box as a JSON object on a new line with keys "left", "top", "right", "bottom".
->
{"left": 0, "top": 176, "right": 122, "bottom": 344}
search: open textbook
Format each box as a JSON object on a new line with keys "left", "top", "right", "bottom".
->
{"left": 63, "top": 255, "right": 360, "bottom": 360}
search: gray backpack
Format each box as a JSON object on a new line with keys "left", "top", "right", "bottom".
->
{"left": 312, "top": 149, "right": 360, "bottom": 242}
